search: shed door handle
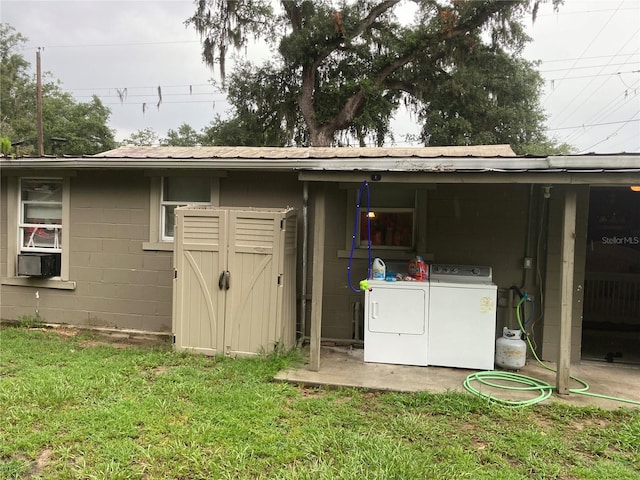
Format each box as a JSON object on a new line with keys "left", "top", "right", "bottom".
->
{"left": 219, "top": 271, "right": 231, "bottom": 290}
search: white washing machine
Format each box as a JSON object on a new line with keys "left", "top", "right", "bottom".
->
{"left": 428, "top": 264, "right": 497, "bottom": 370}
{"left": 364, "top": 279, "right": 429, "bottom": 366}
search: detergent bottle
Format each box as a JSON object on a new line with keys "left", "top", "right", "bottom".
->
{"left": 408, "top": 256, "right": 428, "bottom": 280}
{"left": 371, "top": 257, "right": 386, "bottom": 280}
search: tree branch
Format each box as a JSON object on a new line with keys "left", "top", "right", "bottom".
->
{"left": 327, "top": 2, "right": 512, "bottom": 128}
{"left": 349, "top": 0, "right": 402, "bottom": 39}
{"left": 301, "top": 0, "right": 519, "bottom": 144}
{"left": 281, "top": 1, "right": 302, "bottom": 31}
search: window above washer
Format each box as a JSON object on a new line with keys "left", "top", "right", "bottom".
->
{"left": 340, "top": 184, "right": 430, "bottom": 260}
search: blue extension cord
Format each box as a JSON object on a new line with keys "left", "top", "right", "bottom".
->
{"left": 347, "top": 180, "right": 372, "bottom": 293}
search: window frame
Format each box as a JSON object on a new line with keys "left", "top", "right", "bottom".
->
{"left": 1, "top": 175, "right": 75, "bottom": 289}
{"left": 143, "top": 174, "right": 220, "bottom": 251}
{"left": 357, "top": 207, "right": 416, "bottom": 250}
{"left": 160, "top": 176, "right": 212, "bottom": 242}
{"left": 339, "top": 185, "right": 430, "bottom": 259}
{"left": 19, "top": 178, "right": 64, "bottom": 253}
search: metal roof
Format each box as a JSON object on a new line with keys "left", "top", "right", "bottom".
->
{"left": 93, "top": 144, "right": 518, "bottom": 159}
{"left": 1, "top": 146, "right": 639, "bottom": 179}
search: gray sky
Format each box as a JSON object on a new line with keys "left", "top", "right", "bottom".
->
{"left": 2, "top": 0, "right": 639, "bottom": 153}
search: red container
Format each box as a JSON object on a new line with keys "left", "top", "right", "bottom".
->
{"left": 408, "top": 257, "right": 428, "bottom": 281}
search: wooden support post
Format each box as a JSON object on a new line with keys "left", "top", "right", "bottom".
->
{"left": 557, "top": 189, "right": 577, "bottom": 394}
{"left": 309, "top": 185, "right": 326, "bottom": 372}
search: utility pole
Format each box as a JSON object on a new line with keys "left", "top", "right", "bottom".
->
{"left": 36, "top": 48, "right": 44, "bottom": 156}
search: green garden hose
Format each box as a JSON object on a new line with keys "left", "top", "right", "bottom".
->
{"left": 463, "top": 296, "right": 640, "bottom": 407}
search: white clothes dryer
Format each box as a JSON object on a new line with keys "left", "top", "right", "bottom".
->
{"left": 364, "top": 279, "right": 429, "bottom": 366}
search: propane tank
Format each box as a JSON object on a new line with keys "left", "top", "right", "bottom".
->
{"left": 495, "top": 328, "right": 527, "bottom": 369}
{"left": 371, "top": 257, "right": 386, "bottom": 280}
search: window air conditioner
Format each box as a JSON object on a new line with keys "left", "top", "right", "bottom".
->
{"left": 17, "top": 253, "right": 60, "bottom": 278}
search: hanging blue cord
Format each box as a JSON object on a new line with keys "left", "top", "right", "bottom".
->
{"left": 347, "top": 181, "right": 372, "bottom": 292}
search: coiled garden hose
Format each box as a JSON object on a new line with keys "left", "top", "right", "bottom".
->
{"left": 463, "top": 296, "right": 640, "bottom": 407}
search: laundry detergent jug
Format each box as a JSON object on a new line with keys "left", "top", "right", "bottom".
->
{"left": 371, "top": 257, "right": 386, "bottom": 280}
{"left": 408, "top": 256, "right": 428, "bottom": 280}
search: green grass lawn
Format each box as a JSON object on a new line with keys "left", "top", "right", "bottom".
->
{"left": 1, "top": 327, "right": 639, "bottom": 479}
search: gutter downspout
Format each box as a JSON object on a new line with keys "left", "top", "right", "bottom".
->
{"left": 300, "top": 181, "right": 309, "bottom": 342}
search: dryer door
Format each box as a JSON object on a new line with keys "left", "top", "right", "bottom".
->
{"left": 367, "top": 284, "right": 426, "bottom": 335}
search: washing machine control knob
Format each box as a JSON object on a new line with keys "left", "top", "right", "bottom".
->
{"left": 471, "top": 268, "right": 480, "bottom": 275}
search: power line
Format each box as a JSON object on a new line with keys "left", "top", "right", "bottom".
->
{"left": 578, "top": 112, "right": 640, "bottom": 153}
{"left": 545, "top": 69, "right": 640, "bottom": 82}
{"left": 102, "top": 100, "right": 224, "bottom": 106}
{"left": 536, "top": 6, "right": 639, "bottom": 18}
{"left": 543, "top": 1, "right": 625, "bottom": 104}
{"left": 22, "top": 40, "right": 199, "bottom": 51}
{"left": 550, "top": 29, "right": 638, "bottom": 127}
{"left": 548, "top": 118, "right": 640, "bottom": 131}
{"left": 540, "top": 62, "right": 639, "bottom": 73}
{"left": 561, "top": 79, "right": 640, "bottom": 145}
{"left": 541, "top": 53, "right": 638, "bottom": 64}
{"left": 74, "top": 92, "right": 225, "bottom": 100}
{"left": 62, "top": 83, "right": 218, "bottom": 92}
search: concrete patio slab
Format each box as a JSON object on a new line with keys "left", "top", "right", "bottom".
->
{"left": 275, "top": 346, "right": 640, "bottom": 410}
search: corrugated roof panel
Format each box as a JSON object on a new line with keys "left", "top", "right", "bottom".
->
{"left": 93, "top": 144, "right": 518, "bottom": 159}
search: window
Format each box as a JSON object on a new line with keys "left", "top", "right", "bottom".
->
{"left": 144, "top": 174, "right": 220, "bottom": 250}
{"left": 2, "top": 176, "right": 74, "bottom": 288}
{"left": 19, "top": 178, "right": 63, "bottom": 277}
{"left": 19, "top": 179, "right": 63, "bottom": 252}
{"left": 359, "top": 208, "right": 415, "bottom": 249}
{"left": 160, "top": 176, "right": 211, "bottom": 241}
{"left": 340, "top": 185, "right": 429, "bottom": 259}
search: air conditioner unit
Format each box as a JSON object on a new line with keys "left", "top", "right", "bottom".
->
{"left": 17, "top": 253, "right": 60, "bottom": 278}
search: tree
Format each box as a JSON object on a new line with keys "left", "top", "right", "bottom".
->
{"left": 200, "top": 61, "right": 307, "bottom": 146}
{"left": 120, "top": 127, "right": 160, "bottom": 146}
{"left": 188, "top": 0, "right": 564, "bottom": 150}
{"left": 415, "top": 44, "right": 573, "bottom": 154}
{"left": 161, "top": 123, "right": 202, "bottom": 146}
{"left": 0, "top": 23, "right": 33, "bottom": 150}
{"left": 0, "top": 23, "right": 117, "bottom": 156}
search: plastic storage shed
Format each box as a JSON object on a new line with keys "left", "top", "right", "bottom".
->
{"left": 172, "top": 206, "right": 297, "bottom": 356}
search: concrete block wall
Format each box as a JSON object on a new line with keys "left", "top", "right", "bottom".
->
{"left": 69, "top": 172, "right": 174, "bottom": 331}
{"left": 316, "top": 182, "right": 536, "bottom": 340}
{"left": 1, "top": 168, "right": 592, "bottom": 353}
{"left": 426, "top": 184, "right": 532, "bottom": 286}
{"left": 220, "top": 171, "right": 305, "bottom": 336}
{"left": 0, "top": 171, "right": 174, "bottom": 331}
{"left": 320, "top": 183, "right": 362, "bottom": 340}
{"left": 0, "top": 177, "right": 7, "bottom": 291}
{"left": 1, "top": 170, "right": 305, "bottom": 333}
